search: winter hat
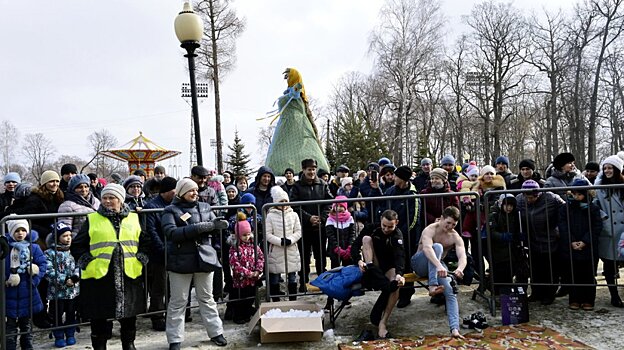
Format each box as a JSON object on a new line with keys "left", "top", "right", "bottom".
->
{"left": 480, "top": 165, "right": 496, "bottom": 176}
{"left": 495, "top": 156, "right": 509, "bottom": 166}
{"left": 394, "top": 166, "right": 412, "bottom": 182}
{"left": 466, "top": 166, "right": 480, "bottom": 177}
{"left": 601, "top": 155, "right": 624, "bottom": 172}
{"left": 101, "top": 183, "right": 126, "bottom": 202}
{"left": 40, "top": 170, "right": 60, "bottom": 185}
{"left": 60, "top": 163, "right": 78, "bottom": 175}
{"left": 175, "top": 178, "right": 198, "bottom": 198}
{"left": 498, "top": 194, "right": 517, "bottom": 207}
{"left": 521, "top": 179, "right": 540, "bottom": 190}
{"left": 553, "top": 152, "right": 575, "bottom": 170}
{"left": 240, "top": 192, "right": 257, "bottom": 205}
{"left": 333, "top": 195, "right": 348, "bottom": 211}
{"left": 191, "top": 165, "right": 210, "bottom": 177}
{"left": 133, "top": 169, "right": 147, "bottom": 178}
{"left": 317, "top": 168, "right": 329, "bottom": 178}
{"left": 7, "top": 219, "right": 29, "bottom": 238}
{"left": 340, "top": 177, "right": 353, "bottom": 188}
{"left": 378, "top": 157, "right": 391, "bottom": 167}
{"left": 430, "top": 168, "right": 448, "bottom": 181}
{"left": 154, "top": 165, "right": 166, "bottom": 174}
{"left": 270, "top": 186, "right": 289, "bottom": 203}
{"left": 68, "top": 174, "right": 90, "bottom": 192}
{"left": 379, "top": 164, "right": 396, "bottom": 176}
{"left": 283, "top": 167, "right": 295, "bottom": 176}
{"left": 367, "top": 162, "right": 380, "bottom": 172}
{"left": 301, "top": 159, "right": 318, "bottom": 169}
{"left": 421, "top": 158, "right": 433, "bottom": 166}
{"left": 336, "top": 165, "right": 350, "bottom": 174}
{"left": 356, "top": 170, "right": 366, "bottom": 179}
{"left": 618, "top": 151, "right": 624, "bottom": 161}
{"left": 584, "top": 162, "right": 600, "bottom": 172}
{"left": 123, "top": 175, "right": 143, "bottom": 190}
{"left": 98, "top": 178, "right": 108, "bottom": 186}
{"left": 110, "top": 173, "right": 122, "bottom": 183}
{"left": 440, "top": 154, "right": 456, "bottom": 166}
{"left": 3, "top": 172, "right": 20, "bottom": 184}
{"left": 87, "top": 173, "right": 98, "bottom": 181}
{"left": 570, "top": 178, "right": 591, "bottom": 190}
{"left": 53, "top": 222, "right": 72, "bottom": 238}
{"left": 159, "top": 176, "right": 178, "bottom": 193}
{"left": 518, "top": 159, "right": 536, "bottom": 170}
{"left": 225, "top": 184, "right": 238, "bottom": 196}
{"left": 234, "top": 212, "right": 252, "bottom": 238}
{"left": 13, "top": 183, "right": 32, "bottom": 199}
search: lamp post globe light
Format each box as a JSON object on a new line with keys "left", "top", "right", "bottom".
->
{"left": 175, "top": 2, "right": 204, "bottom": 165}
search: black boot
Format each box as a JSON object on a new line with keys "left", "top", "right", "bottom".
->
{"left": 91, "top": 336, "right": 107, "bottom": 350}
{"left": 122, "top": 341, "right": 137, "bottom": 350}
{"left": 269, "top": 284, "right": 284, "bottom": 302}
{"left": 121, "top": 327, "right": 136, "bottom": 350}
{"left": 609, "top": 286, "right": 624, "bottom": 307}
{"left": 288, "top": 283, "right": 298, "bottom": 301}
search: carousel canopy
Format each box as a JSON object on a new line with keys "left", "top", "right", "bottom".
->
{"left": 100, "top": 132, "right": 181, "bottom": 175}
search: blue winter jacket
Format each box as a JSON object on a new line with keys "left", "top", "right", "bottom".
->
{"left": 4, "top": 230, "right": 47, "bottom": 318}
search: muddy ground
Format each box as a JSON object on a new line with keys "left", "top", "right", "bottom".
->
{"left": 29, "top": 274, "right": 623, "bottom": 350}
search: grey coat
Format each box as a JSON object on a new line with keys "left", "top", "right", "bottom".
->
{"left": 594, "top": 177, "right": 624, "bottom": 260}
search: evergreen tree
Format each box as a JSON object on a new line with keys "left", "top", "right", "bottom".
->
{"left": 333, "top": 112, "right": 388, "bottom": 172}
{"left": 226, "top": 131, "right": 252, "bottom": 177}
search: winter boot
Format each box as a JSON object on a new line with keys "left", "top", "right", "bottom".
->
{"left": 65, "top": 326, "right": 77, "bottom": 345}
{"left": 269, "top": 284, "right": 284, "bottom": 302}
{"left": 91, "top": 336, "right": 107, "bottom": 350}
{"left": 288, "top": 283, "right": 298, "bottom": 301}
{"left": 609, "top": 286, "right": 624, "bottom": 307}
{"left": 53, "top": 329, "right": 66, "bottom": 348}
{"left": 120, "top": 328, "right": 137, "bottom": 350}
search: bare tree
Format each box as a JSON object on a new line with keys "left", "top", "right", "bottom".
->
{"left": 87, "top": 129, "right": 123, "bottom": 177}
{"left": 0, "top": 120, "right": 19, "bottom": 174}
{"left": 195, "top": 0, "right": 246, "bottom": 174}
{"left": 22, "top": 133, "right": 56, "bottom": 183}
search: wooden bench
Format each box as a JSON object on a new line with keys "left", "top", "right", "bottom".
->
{"left": 307, "top": 272, "right": 429, "bottom": 327}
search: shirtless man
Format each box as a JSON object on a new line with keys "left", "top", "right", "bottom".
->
{"left": 351, "top": 209, "right": 406, "bottom": 339}
{"left": 410, "top": 206, "right": 466, "bottom": 338}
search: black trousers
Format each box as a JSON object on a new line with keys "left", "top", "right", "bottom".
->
{"left": 230, "top": 286, "right": 256, "bottom": 322}
{"left": 298, "top": 227, "right": 327, "bottom": 284}
{"left": 560, "top": 258, "right": 597, "bottom": 305}
{"left": 90, "top": 316, "right": 136, "bottom": 341}
{"left": 529, "top": 250, "right": 559, "bottom": 300}
{"left": 6, "top": 317, "right": 32, "bottom": 350}
{"left": 148, "top": 262, "right": 167, "bottom": 319}
{"left": 48, "top": 298, "right": 76, "bottom": 338}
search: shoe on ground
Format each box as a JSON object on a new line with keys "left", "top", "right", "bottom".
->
{"left": 541, "top": 297, "right": 555, "bottom": 306}
{"left": 611, "top": 297, "right": 624, "bottom": 308}
{"left": 396, "top": 297, "right": 411, "bottom": 308}
{"left": 568, "top": 303, "right": 580, "bottom": 310}
{"left": 581, "top": 303, "right": 594, "bottom": 311}
{"left": 211, "top": 334, "right": 227, "bottom": 347}
{"left": 430, "top": 294, "right": 445, "bottom": 305}
{"left": 169, "top": 343, "right": 181, "bottom": 350}
{"left": 54, "top": 338, "right": 67, "bottom": 348}
{"left": 152, "top": 318, "right": 166, "bottom": 331}
{"left": 233, "top": 317, "right": 250, "bottom": 324}
{"left": 66, "top": 337, "right": 76, "bottom": 346}
{"left": 354, "top": 329, "right": 375, "bottom": 342}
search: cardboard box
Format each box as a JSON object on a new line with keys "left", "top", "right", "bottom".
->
{"left": 247, "top": 301, "right": 324, "bottom": 343}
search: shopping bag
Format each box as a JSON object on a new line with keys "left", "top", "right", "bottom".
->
{"left": 500, "top": 286, "right": 529, "bottom": 325}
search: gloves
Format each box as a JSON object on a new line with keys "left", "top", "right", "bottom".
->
{"left": 340, "top": 247, "right": 351, "bottom": 260}
{"left": 500, "top": 232, "right": 513, "bottom": 243}
{"left": 333, "top": 246, "right": 343, "bottom": 256}
{"left": 196, "top": 221, "right": 215, "bottom": 233}
{"left": 281, "top": 238, "right": 292, "bottom": 246}
{"left": 29, "top": 264, "right": 40, "bottom": 276}
{"left": 6, "top": 273, "right": 20, "bottom": 287}
{"left": 212, "top": 218, "right": 229, "bottom": 230}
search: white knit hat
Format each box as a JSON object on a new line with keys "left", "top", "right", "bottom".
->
{"left": 175, "top": 178, "right": 199, "bottom": 198}
{"left": 7, "top": 219, "right": 29, "bottom": 238}
{"left": 101, "top": 183, "right": 126, "bottom": 202}
{"left": 480, "top": 165, "right": 496, "bottom": 176}
{"left": 271, "top": 186, "right": 289, "bottom": 203}
{"left": 40, "top": 170, "right": 60, "bottom": 185}
{"left": 601, "top": 155, "right": 624, "bottom": 172}
{"left": 340, "top": 177, "right": 353, "bottom": 188}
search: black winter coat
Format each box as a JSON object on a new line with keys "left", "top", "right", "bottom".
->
{"left": 558, "top": 200, "right": 602, "bottom": 261}
{"left": 144, "top": 195, "right": 170, "bottom": 263}
{"left": 516, "top": 192, "right": 566, "bottom": 253}
{"left": 290, "top": 177, "right": 333, "bottom": 229}
{"left": 161, "top": 198, "right": 218, "bottom": 274}
{"left": 487, "top": 205, "right": 522, "bottom": 263}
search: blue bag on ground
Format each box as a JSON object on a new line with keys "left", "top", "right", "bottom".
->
{"left": 310, "top": 265, "right": 363, "bottom": 301}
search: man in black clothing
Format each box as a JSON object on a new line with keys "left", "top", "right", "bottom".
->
{"left": 59, "top": 163, "right": 77, "bottom": 194}
{"left": 351, "top": 210, "right": 406, "bottom": 339}
{"left": 290, "top": 159, "right": 333, "bottom": 290}
{"left": 329, "top": 165, "right": 350, "bottom": 196}
{"left": 413, "top": 158, "right": 432, "bottom": 193}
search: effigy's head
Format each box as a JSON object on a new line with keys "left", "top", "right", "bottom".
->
{"left": 283, "top": 67, "right": 302, "bottom": 87}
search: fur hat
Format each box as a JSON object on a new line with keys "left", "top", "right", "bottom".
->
{"left": 68, "top": 174, "right": 90, "bottom": 192}
{"left": 480, "top": 165, "right": 496, "bottom": 176}
{"left": 175, "top": 178, "right": 198, "bottom": 198}
{"left": 518, "top": 159, "right": 536, "bottom": 170}
{"left": 240, "top": 193, "right": 257, "bottom": 205}
{"left": 495, "top": 156, "right": 509, "bottom": 166}
{"left": 553, "top": 152, "right": 575, "bottom": 170}
{"left": 356, "top": 170, "right": 366, "bottom": 179}
{"left": 159, "top": 176, "right": 177, "bottom": 193}
{"left": 270, "top": 186, "right": 289, "bottom": 203}
{"left": 340, "top": 177, "right": 353, "bottom": 188}
{"left": 394, "top": 166, "right": 412, "bottom": 182}
{"left": 60, "top": 163, "right": 77, "bottom": 175}
{"left": 101, "top": 183, "right": 126, "bottom": 202}
{"left": 601, "top": 155, "right": 624, "bottom": 172}
{"left": 301, "top": 159, "right": 317, "bottom": 169}
{"left": 123, "top": 175, "right": 143, "bottom": 190}
{"left": 421, "top": 158, "right": 433, "bottom": 166}
{"left": 440, "top": 154, "right": 456, "bottom": 166}
{"left": 40, "top": 170, "right": 60, "bottom": 185}
{"left": 430, "top": 168, "right": 448, "bottom": 181}
{"left": 3, "top": 172, "right": 21, "bottom": 184}
{"left": 7, "top": 219, "right": 29, "bottom": 238}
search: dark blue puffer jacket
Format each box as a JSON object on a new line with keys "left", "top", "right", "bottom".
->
{"left": 310, "top": 265, "right": 363, "bottom": 301}
{"left": 4, "top": 230, "right": 47, "bottom": 318}
{"left": 248, "top": 166, "right": 276, "bottom": 213}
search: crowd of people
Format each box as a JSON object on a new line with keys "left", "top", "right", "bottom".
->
{"left": 2, "top": 150, "right": 624, "bottom": 347}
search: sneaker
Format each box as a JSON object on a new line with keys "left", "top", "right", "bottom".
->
{"left": 54, "top": 338, "right": 67, "bottom": 348}
{"left": 211, "top": 334, "right": 227, "bottom": 347}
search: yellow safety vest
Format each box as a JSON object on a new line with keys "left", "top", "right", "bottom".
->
{"left": 81, "top": 212, "right": 143, "bottom": 280}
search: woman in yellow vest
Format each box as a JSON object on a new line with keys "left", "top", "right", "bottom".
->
{"left": 71, "top": 183, "right": 150, "bottom": 350}
{"left": 161, "top": 178, "right": 229, "bottom": 349}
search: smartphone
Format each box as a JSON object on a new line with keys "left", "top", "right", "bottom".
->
{"left": 371, "top": 170, "right": 378, "bottom": 182}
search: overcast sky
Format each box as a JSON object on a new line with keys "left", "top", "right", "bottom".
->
{"left": 0, "top": 0, "right": 570, "bottom": 177}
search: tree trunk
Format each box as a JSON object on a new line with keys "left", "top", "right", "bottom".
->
{"left": 209, "top": 1, "right": 224, "bottom": 173}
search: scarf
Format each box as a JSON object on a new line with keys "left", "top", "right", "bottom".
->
{"left": 326, "top": 211, "right": 353, "bottom": 226}
{"left": 66, "top": 192, "right": 97, "bottom": 210}
{"left": 9, "top": 240, "right": 31, "bottom": 273}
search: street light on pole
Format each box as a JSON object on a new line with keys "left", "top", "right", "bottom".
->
{"left": 175, "top": 2, "right": 204, "bottom": 166}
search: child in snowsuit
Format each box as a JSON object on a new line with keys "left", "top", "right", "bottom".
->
{"left": 227, "top": 213, "right": 264, "bottom": 324}
{"left": 4, "top": 218, "right": 47, "bottom": 350}
{"left": 45, "top": 222, "right": 80, "bottom": 347}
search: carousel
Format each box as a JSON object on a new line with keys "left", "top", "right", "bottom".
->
{"left": 100, "top": 132, "right": 181, "bottom": 177}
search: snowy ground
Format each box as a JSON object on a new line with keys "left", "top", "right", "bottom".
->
{"left": 28, "top": 276, "right": 623, "bottom": 350}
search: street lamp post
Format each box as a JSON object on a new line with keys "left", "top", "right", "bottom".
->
{"left": 175, "top": 2, "right": 204, "bottom": 165}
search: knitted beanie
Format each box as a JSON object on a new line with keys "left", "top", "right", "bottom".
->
{"left": 430, "top": 168, "right": 448, "bottom": 181}
{"left": 270, "top": 186, "right": 289, "bottom": 203}
{"left": 68, "top": 174, "right": 90, "bottom": 192}
{"left": 40, "top": 170, "right": 60, "bottom": 185}
{"left": 518, "top": 159, "right": 536, "bottom": 170}
{"left": 101, "top": 183, "right": 126, "bottom": 202}
{"left": 175, "top": 178, "right": 198, "bottom": 198}
{"left": 340, "top": 177, "right": 353, "bottom": 188}
{"left": 480, "top": 165, "right": 496, "bottom": 176}
{"left": 601, "top": 155, "right": 624, "bottom": 172}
